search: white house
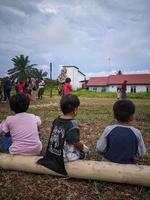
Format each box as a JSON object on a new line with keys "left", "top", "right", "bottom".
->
{"left": 87, "top": 74, "right": 150, "bottom": 93}
{"left": 62, "top": 66, "right": 86, "bottom": 90}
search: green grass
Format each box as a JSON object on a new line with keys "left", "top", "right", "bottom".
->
{"left": 0, "top": 96, "right": 150, "bottom": 200}
{"left": 44, "top": 87, "right": 150, "bottom": 99}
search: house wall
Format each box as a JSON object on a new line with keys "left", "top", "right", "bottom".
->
{"left": 89, "top": 85, "right": 150, "bottom": 93}
{"left": 108, "top": 85, "right": 149, "bottom": 93}
{"left": 66, "top": 67, "right": 85, "bottom": 89}
{"left": 77, "top": 72, "right": 85, "bottom": 88}
{"left": 88, "top": 86, "right": 109, "bottom": 92}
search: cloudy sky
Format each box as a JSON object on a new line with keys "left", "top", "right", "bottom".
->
{"left": 0, "top": 0, "right": 150, "bottom": 79}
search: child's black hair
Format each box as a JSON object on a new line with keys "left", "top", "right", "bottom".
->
{"left": 60, "top": 94, "right": 80, "bottom": 115}
{"left": 65, "top": 77, "right": 71, "bottom": 83}
{"left": 9, "top": 92, "right": 30, "bottom": 113}
{"left": 113, "top": 99, "right": 135, "bottom": 122}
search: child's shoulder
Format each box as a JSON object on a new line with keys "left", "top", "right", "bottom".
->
{"left": 19, "top": 112, "right": 40, "bottom": 120}
{"left": 5, "top": 115, "right": 15, "bottom": 121}
{"left": 103, "top": 124, "right": 140, "bottom": 133}
{"left": 69, "top": 119, "right": 78, "bottom": 125}
{"left": 107, "top": 124, "right": 141, "bottom": 136}
{"left": 104, "top": 124, "right": 118, "bottom": 132}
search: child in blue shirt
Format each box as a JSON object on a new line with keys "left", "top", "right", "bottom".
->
{"left": 97, "top": 99, "right": 146, "bottom": 164}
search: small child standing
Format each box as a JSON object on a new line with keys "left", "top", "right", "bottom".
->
{"left": 63, "top": 77, "right": 72, "bottom": 96}
{"left": 38, "top": 94, "right": 88, "bottom": 175}
{"left": 96, "top": 99, "right": 146, "bottom": 164}
{"left": 37, "top": 78, "right": 45, "bottom": 99}
{"left": 0, "top": 93, "right": 42, "bottom": 155}
{"left": 116, "top": 87, "right": 122, "bottom": 99}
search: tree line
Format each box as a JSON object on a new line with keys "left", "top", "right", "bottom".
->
{"left": 7, "top": 54, "right": 48, "bottom": 82}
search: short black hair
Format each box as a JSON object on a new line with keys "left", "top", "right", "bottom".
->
{"left": 113, "top": 99, "right": 135, "bottom": 122}
{"left": 9, "top": 92, "right": 30, "bottom": 113}
{"left": 60, "top": 94, "right": 80, "bottom": 115}
{"left": 65, "top": 77, "right": 71, "bottom": 83}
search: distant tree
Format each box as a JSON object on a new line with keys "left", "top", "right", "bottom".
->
{"left": 116, "top": 70, "right": 123, "bottom": 75}
{"left": 7, "top": 54, "right": 37, "bottom": 82}
{"left": 31, "top": 68, "right": 48, "bottom": 82}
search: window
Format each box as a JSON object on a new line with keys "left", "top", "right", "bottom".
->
{"left": 101, "top": 87, "right": 106, "bottom": 92}
{"left": 131, "top": 86, "right": 136, "bottom": 93}
{"left": 93, "top": 87, "right": 97, "bottom": 92}
{"left": 146, "top": 86, "right": 150, "bottom": 92}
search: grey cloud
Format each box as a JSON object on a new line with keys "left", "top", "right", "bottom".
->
{"left": 0, "top": 0, "right": 150, "bottom": 78}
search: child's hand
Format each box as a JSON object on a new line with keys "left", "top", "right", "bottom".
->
{"left": 83, "top": 144, "right": 89, "bottom": 153}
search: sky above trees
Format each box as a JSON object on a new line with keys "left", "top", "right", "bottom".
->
{"left": 0, "top": 0, "right": 150, "bottom": 79}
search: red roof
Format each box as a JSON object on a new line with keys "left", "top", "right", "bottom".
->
{"left": 87, "top": 77, "right": 109, "bottom": 86}
{"left": 87, "top": 74, "right": 150, "bottom": 86}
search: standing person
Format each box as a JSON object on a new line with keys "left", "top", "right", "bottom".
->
{"left": 3, "top": 75, "right": 12, "bottom": 102}
{"left": 0, "top": 79, "right": 3, "bottom": 101}
{"left": 63, "top": 77, "right": 72, "bottom": 96}
{"left": 16, "top": 81, "right": 25, "bottom": 93}
{"left": 116, "top": 87, "right": 122, "bottom": 99}
{"left": 24, "top": 78, "right": 32, "bottom": 95}
{"left": 37, "top": 78, "right": 45, "bottom": 99}
{"left": 15, "top": 81, "right": 19, "bottom": 94}
{"left": 57, "top": 67, "right": 67, "bottom": 96}
{"left": 96, "top": 99, "right": 147, "bottom": 164}
{"left": 31, "top": 79, "right": 37, "bottom": 100}
{"left": 37, "top": 94, "right": 89, "bottom": 175}
{"left": 0, "top": 93, "right": 42, "bottom": 155}
{"left": 121, "top": 80, "right": 127, "bottom": 99}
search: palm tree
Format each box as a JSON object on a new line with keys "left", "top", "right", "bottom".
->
{"left": 31, "top": 68, "right": 48, "bottom": 82}
{"left": 8, "top": 54, "right": 37, "bottom": 82}
{"left": 116, "top": 70, "right": 123, "bottom": 75}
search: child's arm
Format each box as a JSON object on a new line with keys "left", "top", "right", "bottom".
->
{"left": 74, "top": 141, "right": 84, "bottom": 150}
{"left": 0, "top": 123, "right": 2, "bottom": 134}
{"left": 66, "top": 127, "right": 89, "bottom": 151}
{"left": 36, "top": 116, "right": 42, "bottom": 128}
{"left": 73, "top": 142, "right": 89, "bottom": 152}
{"left": 96, "top": 127, "right": 108, "bottom": 154}
{"left": 136, "top": 130, "right": 147, "bottom": 157}
{"left": 0, "top": 120, "right": 10, "bottom": 136}
{"left": 66, "top": 127, "right": 89, "bottom": 154}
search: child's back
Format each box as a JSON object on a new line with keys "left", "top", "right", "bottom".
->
{"left": 51, "top": 117, "right": 82, "bottom": 162}
{"left": 97, "top": 124, "right": 146, "bottom": 164}
{"left": 1, "top": 113, "right": 42, "bottom": 155}
{"left": 97, "top": 99, "right": 146, "bottom": 164}
{"left": 0, "top": 93, "right": 42, "bottom": 155}
{"left": 38, "top": 94, "right": 88, "bottom": 175}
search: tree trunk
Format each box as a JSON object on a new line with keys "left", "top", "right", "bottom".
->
{"left": 0, "top": 153, "right": 149, "bottom": 187}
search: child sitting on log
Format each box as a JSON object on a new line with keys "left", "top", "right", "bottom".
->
{"left": 96, "top": 99, "right": 147, "bottom": 164}
{"left": 0, "top": 92, "right": 42, "bottom": 155}
{"left": 38, "top": 94, "right": 89, "bottom": 175}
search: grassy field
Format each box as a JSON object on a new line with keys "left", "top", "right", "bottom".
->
{"left": 0, "top": 95, "right": 150, "bottom": 200}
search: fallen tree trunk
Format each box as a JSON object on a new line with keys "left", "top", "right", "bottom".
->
{"left": 0, "top": 153, "right": 150, "bottom": 187}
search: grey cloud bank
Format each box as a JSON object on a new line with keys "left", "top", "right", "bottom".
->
{"left": 0, "top": 0, "right": 150, "bottom": 78}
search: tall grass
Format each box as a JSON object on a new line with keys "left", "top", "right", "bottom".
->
{"left": 44, "top": 87, "right": 150, "bottom": 99}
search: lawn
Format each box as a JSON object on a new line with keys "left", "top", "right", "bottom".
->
{"left": 0, "top": 96, "right": 150, "bottom": 200}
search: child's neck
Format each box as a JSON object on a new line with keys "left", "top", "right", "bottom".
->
{"left": 118, "top": 121, "right": 130, "bottom": 126}
{"left": 61, "top": 113, "right": 75, "bottom": 120}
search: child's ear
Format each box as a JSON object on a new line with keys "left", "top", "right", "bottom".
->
{"left": 112, "top": 111, "right": 115, "bottom": 119}
{"left": 129, "top": 115, "right": 134, "bottom": 121}
{"left": 74, "top": 107, "right": 79, "bottom": 116}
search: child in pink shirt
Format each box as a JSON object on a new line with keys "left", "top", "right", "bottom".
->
{"left": 16, "top": 82, "right": 25, "bottom": 93}
{"left": 0, "top": 93, "right": 42, "bottom": 155}
{"left": 63, "top": 78, "right": 72, "bottom": 96}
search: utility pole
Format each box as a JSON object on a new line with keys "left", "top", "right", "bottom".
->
{"left": 50, "top": 62, "right": 52, "bottom": 97}
{"left": 108, "top": 57, "right": 111, "bottom": 75}
{"left": 50, "top": 62, "right": 52, "bottom": 80}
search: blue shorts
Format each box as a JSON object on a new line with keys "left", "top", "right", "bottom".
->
{"left": 0, "top": 136, "right": 12, "bottom": 153}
